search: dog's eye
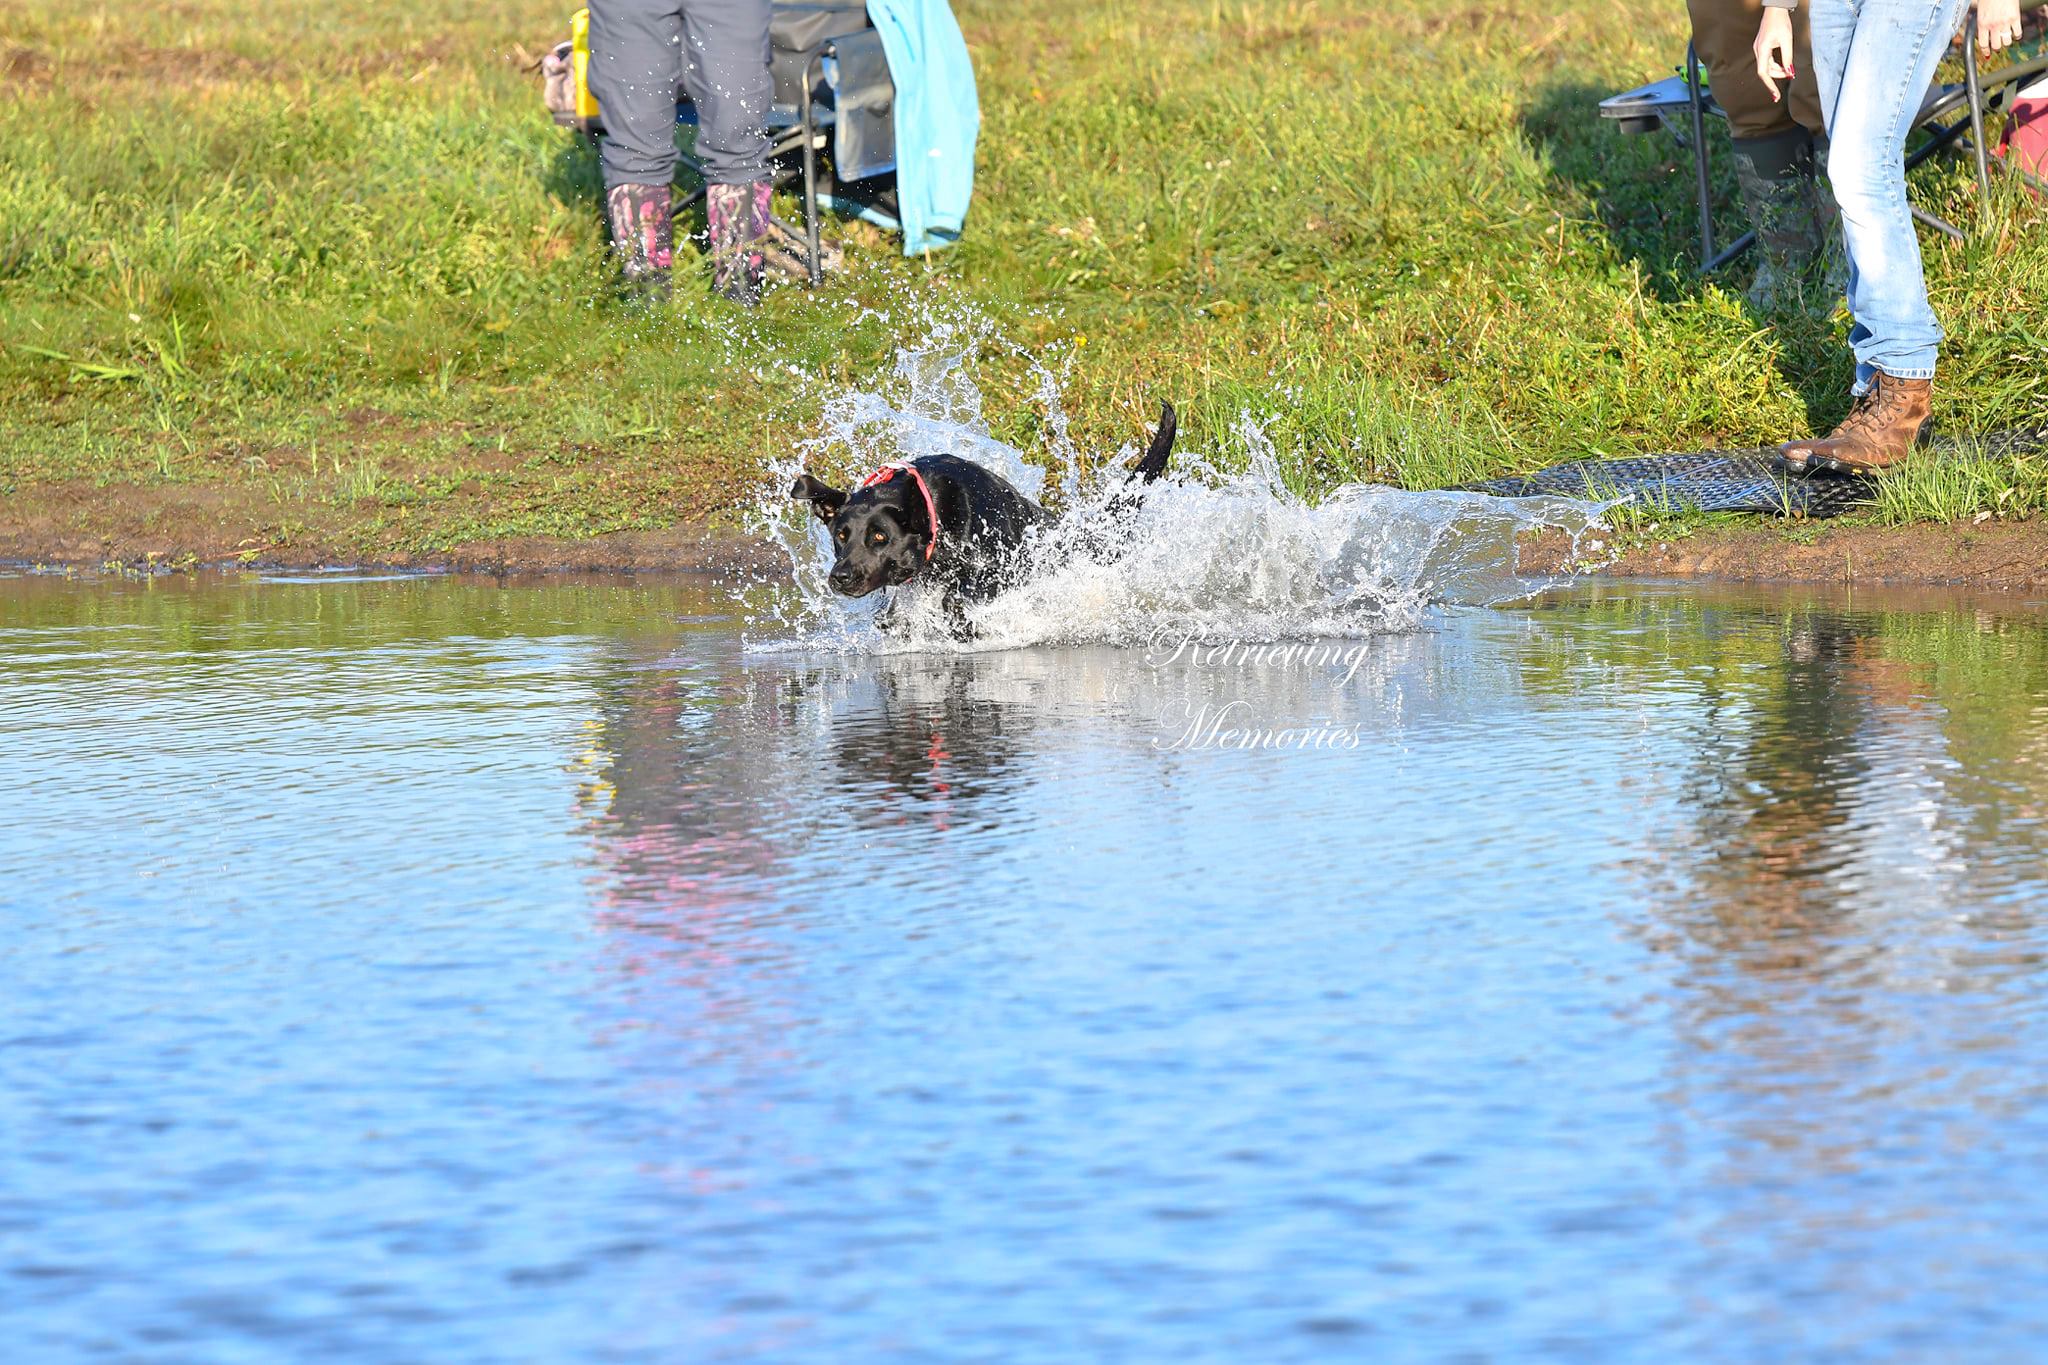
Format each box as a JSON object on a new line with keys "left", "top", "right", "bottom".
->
{"left": 836, "top": 527, "right": 849, "bottom": 543}
{"left": 869, "top": 529, "right": 887, "bottom": 546}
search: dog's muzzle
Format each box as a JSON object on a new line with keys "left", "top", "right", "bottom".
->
{"left": 827, "top": 565, "right": 874, "bottom": 596}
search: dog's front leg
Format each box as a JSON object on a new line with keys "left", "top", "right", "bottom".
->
{"left": 874, "top": 593, "right": 903, "bottom": 634}
{"left": 942, "top": 592, "right": 978, "bottom": 641}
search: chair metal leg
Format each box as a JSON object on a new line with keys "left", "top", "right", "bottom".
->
{"left": 1704, "top": 230, "right": 1758, "bottom": 274}
{"left": 1911, "top": 204, "right": 1967, "bottom": 240}
{"left": 675, "top": 149, "right": 708, "bottom": 211}
{"left": 1905, "top": 116, "right": 1972, "bottom": 172}
{"left": 1963, "top": 9, "right": 1993, "bottom": 210}
{"left": 800, "top": 52, "right": 825, "bottom": 288}
{"left": 1685, "top": 42, "right": 1716, "bottom": 268}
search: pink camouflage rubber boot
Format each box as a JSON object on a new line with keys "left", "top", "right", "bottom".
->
{"left": 705, "top": 181, "right": 771, "bottom": 307}
{"left": 604, "top": 182, "right": 674, "bottom": 303}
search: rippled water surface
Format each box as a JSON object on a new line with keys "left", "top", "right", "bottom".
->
{"left": 6, "top": 571, "right": 2048, "bottom": 1361}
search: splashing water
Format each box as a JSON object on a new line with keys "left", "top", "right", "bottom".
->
{"left": 744, "top": 321, "right": 1607, "bottom": 654}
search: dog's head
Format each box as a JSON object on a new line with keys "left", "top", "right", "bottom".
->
{"left": 791, "top": 472, "right": 931, "bottom": 597}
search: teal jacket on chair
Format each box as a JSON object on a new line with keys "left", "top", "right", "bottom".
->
{"left": 864, "top": 0, "right": 979, "bottom": 256}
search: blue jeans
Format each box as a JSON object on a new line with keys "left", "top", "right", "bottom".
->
{"left": 1808, "top": 0, "right": 1968, "bottom": 389}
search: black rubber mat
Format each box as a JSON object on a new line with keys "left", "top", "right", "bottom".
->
{"left": 1459, "top": 428, "right": 2048, "bottom": 519}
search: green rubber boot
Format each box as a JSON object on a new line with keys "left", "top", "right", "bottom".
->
{"left": 1731, "top": 130, "right": 1830, "bottom": 313}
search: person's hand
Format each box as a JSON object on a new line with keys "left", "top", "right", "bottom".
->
{"left": 1978, "top": 0, "right": 2024, "bottom": 57}
{"left": 1754, "top": 7, "right": 1795, "bottom": 103}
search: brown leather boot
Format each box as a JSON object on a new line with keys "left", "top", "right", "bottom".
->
{"left": 1777, "top": 373, "right": 1934, "bottom": 476}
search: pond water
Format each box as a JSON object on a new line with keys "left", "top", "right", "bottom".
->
{"left": 5, "top": 570, "right": 2048, "bottom": 1361}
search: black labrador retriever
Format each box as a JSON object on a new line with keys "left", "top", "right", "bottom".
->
{"left": 791, "top": 402, "right": 1177, "bottom": 620}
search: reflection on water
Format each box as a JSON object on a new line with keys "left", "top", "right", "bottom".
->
{"left": 4, "top": 572, "right": 2047, "bottom": 1361}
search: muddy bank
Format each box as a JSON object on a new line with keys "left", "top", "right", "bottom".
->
{"left": 4, "top": 478, "right": 2044, "bottom": 589}
{"left": 0, "top": 518, "right": 781, "bottom": 577}
{"left": 0, "top": 479, "right": 783, "bottom": 577}
{"left": 1520, "top": 520, "right": 2048, "bottom": 591}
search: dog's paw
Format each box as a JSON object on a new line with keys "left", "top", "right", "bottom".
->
{"left": 942, "top": 595, "right": 979, "bottom": 641}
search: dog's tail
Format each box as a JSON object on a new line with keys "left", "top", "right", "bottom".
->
{"left": 1128, "top": 401, "right": 1176, "bottom": 484}
{"left": 1098, "top": 402, "right": 1176, "bottom": 534}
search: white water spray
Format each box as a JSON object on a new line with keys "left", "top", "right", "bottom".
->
{"left": 743, "top": 315, "right": 1606, "bottom": 654}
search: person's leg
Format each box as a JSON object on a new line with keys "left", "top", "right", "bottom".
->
{"left": 1688, "top": 0, "right": 1833, "bottom": 308}
{"left": 1805, "top": 0, "right": 1863, "bottom": 344}
{"left": 1822, "top": 0, "right": 1965, "bottom": 386}
{"left": 1784, "top": 12, "right": 1824, "bottom": 140}
{"left": 680, "top": 0, "right": 773, "bottom": 304}
{"left": 588, "top": 0, "right": 686, "bottom": 295}
{"left": 1783, "top": 0, "right": 1968, "bottom": 472}
{"left": 1788, "top": 16, "right": 1851, "bottom": 306}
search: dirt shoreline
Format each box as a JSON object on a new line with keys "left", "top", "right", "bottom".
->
{"left": 1519, "top": 520, "right": 2048, "bottom": 591}
{"left": 4, "top": 495, "right": 2045, "bottom": 589}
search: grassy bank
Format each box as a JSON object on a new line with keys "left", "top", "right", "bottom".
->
{"left": 4, "top": 0, "right": 2047, "bottom": 565}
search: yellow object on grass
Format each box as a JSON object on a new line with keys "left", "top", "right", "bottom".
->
{"left": 570, "top": 8, "right": 602, "bottom": 127}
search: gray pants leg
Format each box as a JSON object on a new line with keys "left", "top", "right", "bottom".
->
{"left": 587, "top": 0, "right": 772, "bottom": 190}
{"left": 681, "top": 0, "right": 773, "bottom": 186}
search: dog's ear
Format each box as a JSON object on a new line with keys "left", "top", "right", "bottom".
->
{"left": 790, "top": 473, "right": 848, "bottom": 523}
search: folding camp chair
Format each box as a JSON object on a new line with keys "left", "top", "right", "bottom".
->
{"left": 1597, "top": 5, "right": 2048, "bottom": 272}
{"left": 553, "top": 1, "right": 898, "bottom": 285}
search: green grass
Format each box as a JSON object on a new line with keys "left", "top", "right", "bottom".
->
{"left": 1869, "top": 434, "right": 2048, "bottom": 523}
{"left": 3, "top": 0, "right": 2047, "bottom": 559}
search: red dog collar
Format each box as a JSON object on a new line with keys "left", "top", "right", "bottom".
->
{"left": 858, "top": 461, "right": 939, "bottom": 561}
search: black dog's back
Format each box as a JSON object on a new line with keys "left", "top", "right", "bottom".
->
{"left": 924, "top": 404, "right": 1178, "bottom": 597}
{"left": 792, "top": 402, "right": 1177, "bottom": 620}
{"left": 926, "top": 402, "right": 1175, "bottom": 590}
{"left": 892, "top": 453, "right": 1045, "bottom": 605}
{"left": 913, "top": 452, "right": 1049, "bottom": 548}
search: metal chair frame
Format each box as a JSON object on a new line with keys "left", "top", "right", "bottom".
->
{"left": 1605, "top": 7, "right": 2048, "bottom": 273}
{"left": 663, "top": 37, "right": 863, "bottom": 288}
